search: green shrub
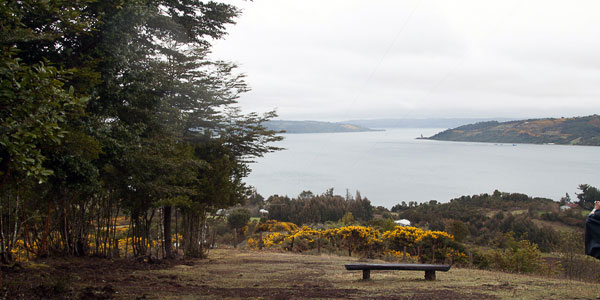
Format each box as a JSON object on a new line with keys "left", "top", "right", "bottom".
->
{"left": 488, "top": 233, "right": 548, "bottom": 274}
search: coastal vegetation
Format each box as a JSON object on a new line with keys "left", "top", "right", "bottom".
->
{"left": 5, "top": 185, "right": 600, "bottom": 298}
{"left": 238, "top": 186, "right": 600, "bottom": 280}
{"left": 2, "top": 1, "right": 600, "bottom": 299}
{"left": 427, "top": 115, "right": 600, "bottom": 146}
{"left": 0, "top": 0, "right": 281, "bottom": 271}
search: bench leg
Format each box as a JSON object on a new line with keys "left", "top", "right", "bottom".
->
{"left": 362, "top": 269, "right": 370, "bottom": 280}
{"left": 424, "top": 270, "right": 436, "bottom": 281}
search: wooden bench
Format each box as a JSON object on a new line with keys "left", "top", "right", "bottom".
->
{"left": 345, "top": 263, "right": 451, "bottom": 280}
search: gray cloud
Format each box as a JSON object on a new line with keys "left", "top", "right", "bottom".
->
{"left": 211, "top": 0, "right": 600, "bottom": 121}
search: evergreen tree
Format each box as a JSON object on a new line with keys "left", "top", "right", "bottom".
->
{"left": 577, "top": 184, "right": 600, "bottom": 210}
{"left": 0, "top": 0, "right": 283, "bottom": 263}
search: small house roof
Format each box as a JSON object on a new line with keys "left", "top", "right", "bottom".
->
{"left": 394, "top": 219, "right": 411, "bottom": 226}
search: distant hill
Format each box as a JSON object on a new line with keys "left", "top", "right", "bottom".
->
{"left": 264, "top": 120, "right": 380, "bottom": 134}
{"left": 427, "top": 115, "right": 600, "bottom": 146}
{"left": 392, "top": 190, "right": 583, "bottom": 253}
{"left": 345, "top": 118, "right": 512, "bottom": 129}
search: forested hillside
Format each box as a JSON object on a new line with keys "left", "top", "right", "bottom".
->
{"left": 344, "top": 117, "right": 512, "bottom": 129}
{"left": 264, "top": 120, "right": 378, "bottom": 133}
{"left": 393, "top": 191, "right": 566, "bottom": 252}
{"left": 243, "top": 186, "right": 600, "bottom": 254}
{"left": 428, "top": 115, "right": 600, "bottom": 146}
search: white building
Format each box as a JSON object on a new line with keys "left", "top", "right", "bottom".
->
{"left": 394, "top": 219, "right": 411, "bottom": 227}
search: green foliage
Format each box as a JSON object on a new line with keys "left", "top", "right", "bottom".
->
{"left": 246, "top": 190, "right": 265, "bottom": 207}
{"left": 488, "top": 233, "right": 547, "bottom": 274}
{"left": 340, "top": 212, "right": 355, "bottom": 225}
{"left": 577, "top": 184, "right": 600, "bottom": 210}
{"left": 0, "top": 49, "right": 87, "bottom": 181}
{"left": 0, "top": 0, "right": 284, "bottom": 262}
{"left": 395, "top": 190, "right": 562, "bottom": 252}
{"left": 347, "top": 191, "right": 373, "bottom": 221}
{"left": 429, "top": 115, "right": 600, "bottom": 146}
{"left": 368, "top": 218, "right": 397, "bottom": 232}
{"left": 558, "top": 230, "right": 584, "bottom": 280}
{"left": 227, "top": 208, "right": 251, "bottom": 230}
{"left": 267, "top": 189, "right": 373, "bottom": 225}
{"left": 447, "top": 220, "right": 469, "bottom": 243}
{"left": 539, "top": 207, "right": 585, "bottom": 227}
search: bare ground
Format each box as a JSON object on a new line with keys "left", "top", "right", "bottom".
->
{"left": 4, "top": 249, "right": 600, "bottom": 299}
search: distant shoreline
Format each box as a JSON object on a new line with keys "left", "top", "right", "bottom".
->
{"left": 426, "top": 115, "right": 600, "bottom": 147}
{"left": 264, "top": 120, "right": 380, "bottom": 134}
{"left": 265, "top": 117, "right": 510, "bottom": 134}
{"left": 278, "top": 128, "right": 386, "bottom": 134}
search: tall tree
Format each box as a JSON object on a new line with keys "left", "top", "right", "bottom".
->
{"left": 0, "top": 0, "right": 284, "bottom": 263}
{"left": 577, "top": 184, "right": 600, "bottom": 210}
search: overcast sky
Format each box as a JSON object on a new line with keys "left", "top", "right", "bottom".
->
{"left": 210, "top": 0, "right": 600, "bottom": 121}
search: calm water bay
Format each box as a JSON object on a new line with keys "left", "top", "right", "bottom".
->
{"left": 246, "top": 128, "right": 600, "bottom": 208}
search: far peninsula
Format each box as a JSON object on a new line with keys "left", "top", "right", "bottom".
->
{"left": 426, "top": 115, "right": 600, "bottom": 146}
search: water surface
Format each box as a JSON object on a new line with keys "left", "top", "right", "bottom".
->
{"left": 246, "top": 128, "right": 600, "bottom": 207}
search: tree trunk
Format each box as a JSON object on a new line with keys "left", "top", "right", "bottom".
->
{"left": 212, "top": 230, "right": 216, "bottom": 249}
{"left": 41, "top": 202, "right": 51, "bottom": 257}
{"left": 233, "top": 228, "right": 237, "bottom": 248}
{"left": 163, "top": 206, "right": 173, "bottom": 258}
{"left": 182, "top": 210, "right": 207, "bottom": 258}
{"left": 317, "top": 236, "right": 321, "bottom": 254}
{"left": 175, "top": 208, "right": 179, "bottom": 251}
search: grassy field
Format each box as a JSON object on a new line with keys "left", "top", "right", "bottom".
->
{"left": 531, "top": 218, "right": 580, "bottom": 233}
{"left": 7, "top": 248, "right": 600, "bottom": 299}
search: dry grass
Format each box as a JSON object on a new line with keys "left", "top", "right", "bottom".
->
{"left": 531, "top": 218, "right": 580, "bottom": 233}
{"left": 129, "top": 249, "right": 600, "bottom": 300}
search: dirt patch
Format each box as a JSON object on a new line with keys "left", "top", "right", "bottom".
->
{"left": 480, "top": 282, "right": 514, "bottom": 291}
{"left": 204, "top": 287, "right": 361, "bottom": 299}
{"left": 4, "top": 249, "right": 594, "bottom": 299}
{"left": 125, "top": 286, "right": 494, "bottom": 300}
{"left": 2, "top": 257, "right": 176, "bottom": 300}
{"left": 3, "top": 257, "right": 494, "bottom": 300}
{"left": 365, "top": 289, "right": 500, "bottom": 300}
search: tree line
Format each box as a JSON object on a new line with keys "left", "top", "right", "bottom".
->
{"left": 262, "top": 189, "right": 373, "bottom": 225}
{"left": 393, "top": 187, "right": 600, "bottom": 252}
{"left": 251, "top": 186, "right": 600, "bottom": 253}
{"left": 0, "top": 0, "right": 282, "bottom": 266}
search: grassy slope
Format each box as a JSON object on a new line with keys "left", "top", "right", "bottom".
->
{"left": 127, "top": 249, "right": 599, "bottom": 300}
{"left": 481, "top": 206, "right": 581, "bottom": 233}
{"left": 428, "top": 115, "right": 600, "bottom": 146}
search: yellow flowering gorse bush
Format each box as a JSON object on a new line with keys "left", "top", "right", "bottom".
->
{"left": 254, "top": 220, "right": 298, "bottom": 233}
{"left": 263, "top": 232, "right": 286, "bottom": 248}
{"left": 248, "top": 221, "right": 466, "bottom": 264}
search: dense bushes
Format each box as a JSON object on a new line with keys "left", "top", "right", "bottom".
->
{"left": 248, "top": 221, "right": 464, "bottom": 265}
{"left": 266, "top": 190, "right": 373, "bottom": 224}
{"left": 245, "top": 220, "right": 555, "bottom": 275}
{"left": 487, "top": 233, "right": 546, "bottom": 273}
{"left": 396, "top": 191, "right": 564, "bottom": 252}
{"left": 0, "top": 1, "right": 283, "bottom": 261}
